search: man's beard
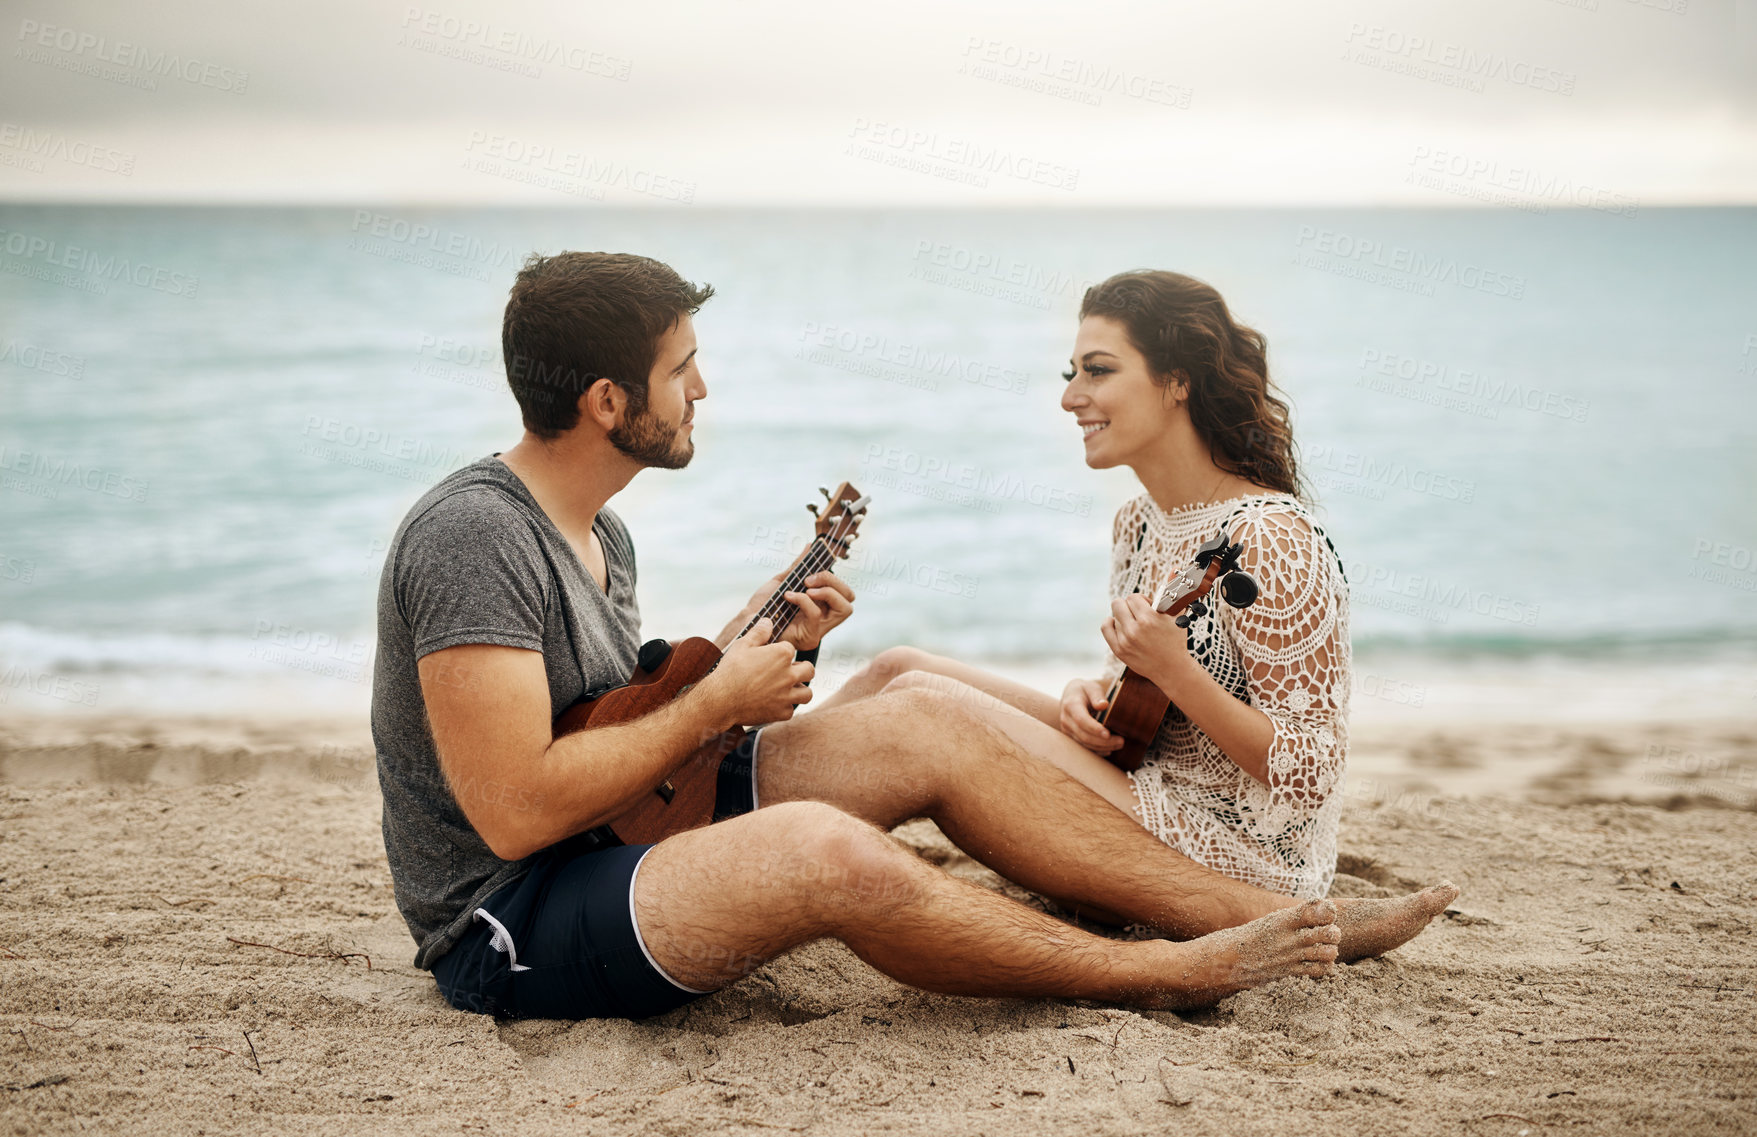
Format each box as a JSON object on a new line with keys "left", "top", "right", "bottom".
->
{"left": 609, "top": 404, "right": 694, "bottom": 470}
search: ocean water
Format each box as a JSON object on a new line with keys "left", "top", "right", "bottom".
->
{"left": 1, "top": 204, "right": 1754, "bottom": 715}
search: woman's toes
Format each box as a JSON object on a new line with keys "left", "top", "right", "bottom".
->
{"left": 1299, "top": 960, "right": 1335, "bottom": 978}
{"left": 1299, "top": 924, "right": 1343, "bottom": 945}
{"left": 1304, "top": 942, "right": 1339, "bottom": 963}
{"left": 1295, "top": 898, "right": 1337, "bottom": 927}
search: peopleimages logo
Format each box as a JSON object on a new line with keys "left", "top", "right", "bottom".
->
{"left": 0, "top": 123, "right": 135, "bottom": 175}
{"left": 398, "top": 7, "right": 632, "bottom": 80}
{"left": 1345, "top": 559, "right": 1540, "bottom": 626}
{"left": 1357, "top": 348, "right": 1589, "bottom": 424}
{"left": 1341, "top": 23, "right": 1576, "bottom": 95}
{"left": 15, "top": 18, "right": 250, "bottom": 93}
{"left": 862, "top": 444, "right": 1092, "bottom": 517}
{"left": 0, "top": 443, "right": 149, "bottom": 502}
{"left": 349, "top": 211, "right": 519, "bottom": 268}
{"left": 1305, "top": 443, "right": 1476, "bottom": 503}
{"left": 846, "top": 119, "right": 1079, "bottom": 192}
{"left": 0, "top": 664, "right": 100, "bottom": 707}
{"left": 0, "top": 338, "right": 85, "bottom": 379}
{"left": 1294, "top": 226, "right": 1525, "bottom": 300}
{"left": 796, "top": 322, "right": 1029, "bottom": 396}
{"left": 0, "top": 226, "right": 200, "bottom": 298}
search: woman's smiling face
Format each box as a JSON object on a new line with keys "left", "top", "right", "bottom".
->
{"left": 1061, "top": 315, "right": 1185, "bottom": 470}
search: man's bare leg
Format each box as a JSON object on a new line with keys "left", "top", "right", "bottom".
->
{"left": 636, "top": 800, "right": 1342, "bottom": 1009}
{"left": 759, "top": 685, "right": 1456, "bottom": 961}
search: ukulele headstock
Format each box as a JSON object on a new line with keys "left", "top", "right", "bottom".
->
{"left": 806, "top": 482, "right": 870, "bottom": 558}
{"left": 1152, "top": 527, "right": 1259, "bottom": 626}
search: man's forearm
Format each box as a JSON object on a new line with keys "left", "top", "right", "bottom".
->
{"left": 499, "top": 684, "right": 735, "bottom": 857}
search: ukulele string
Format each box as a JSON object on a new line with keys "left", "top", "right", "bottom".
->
{"left": 1099, "top": 523, "right": 1151, "bottom": 712}
{"left": 749, "top": 530, "right": 849, "bottom": 641}
{"left": 737, "top": 504, "right": 861, "bottom": 642}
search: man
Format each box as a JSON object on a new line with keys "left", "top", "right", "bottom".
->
{"left": 372, "top": 251, "right": 1455, "bottom": 1022}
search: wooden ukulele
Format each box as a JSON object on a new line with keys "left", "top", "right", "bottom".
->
{"left": 1094, "top": 527, "right": 1259, "bottom": 772}
{"left": 552, "top": 483, "right": 871, "bottom": 845}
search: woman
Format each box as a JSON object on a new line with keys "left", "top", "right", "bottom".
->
{"left": 821, "top": 270, "right": 1350, "bottom": 902}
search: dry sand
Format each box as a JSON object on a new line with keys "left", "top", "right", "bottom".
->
{"left": 1, "top": 712, "right": 1754, "bottom": 1135}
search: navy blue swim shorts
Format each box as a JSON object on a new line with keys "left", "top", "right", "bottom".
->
{"left": 432, "top": 729, "right": 762, "bottom": 1020}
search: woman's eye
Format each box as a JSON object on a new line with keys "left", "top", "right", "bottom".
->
{"left": 1061, "top": 367, "right": 1076, "bottom": 382}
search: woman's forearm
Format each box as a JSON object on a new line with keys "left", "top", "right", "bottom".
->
{"left": 1154, "top": 657, "right": 1275, "bottom": 785}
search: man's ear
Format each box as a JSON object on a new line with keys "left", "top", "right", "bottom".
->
{"left": 578, "top": 377, "right": 626, "bottom": 432}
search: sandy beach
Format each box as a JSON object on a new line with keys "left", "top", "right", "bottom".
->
{"left": 1, "top": 701, "right": 1753, "bottom": 1136}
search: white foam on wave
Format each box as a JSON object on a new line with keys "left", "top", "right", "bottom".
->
{"left": 3, "top": 622, "right": 1754, "bottom": 726}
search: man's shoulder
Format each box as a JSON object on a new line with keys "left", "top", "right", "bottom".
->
{"left": 594, "top": 505, "right": 635, "bottom": 557}
{"left": 398, "top": 459, "right": 537, "bottom": 545}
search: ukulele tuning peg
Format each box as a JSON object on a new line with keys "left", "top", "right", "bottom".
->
{"left": 818, "top": 486, "right": 832, "bottom": 501}
{"left": 1175, "top": 613, "right": 1193, "bottom": 629}
{"left": 1220, "top": 570, "right": 1259, "bottom": 609}
{"left": 807, "top": 503, "right": 820, "bottom": 517}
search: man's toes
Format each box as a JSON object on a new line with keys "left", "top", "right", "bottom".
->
{"left": 1293, "top": 898, "right": 1337, "bottom": 928}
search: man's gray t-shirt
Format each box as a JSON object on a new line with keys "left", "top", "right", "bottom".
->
{"left": 371, "top": 455, "right": 641, "bottom": 971}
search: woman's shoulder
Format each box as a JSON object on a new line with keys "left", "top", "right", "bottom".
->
{"left": 1221, "top": 494, "right": 1347, "bottom": 592}
{"left": 1222, "top": 491, "right": 1322, "bottom": 532}
{"left": 1114, "top": 489, "right": 1340, "bottom": 563}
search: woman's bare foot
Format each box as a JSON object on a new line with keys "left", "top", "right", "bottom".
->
{"left": 1331, "top": 881, "right": 1459, "bottom": 962}
{"left": 1139, "top": 898, "right": 1341, "bottom": 1010}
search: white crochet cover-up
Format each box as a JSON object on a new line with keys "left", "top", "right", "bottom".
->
{"left": 1101, "top": 492, "right": 1351, "bottom": 899}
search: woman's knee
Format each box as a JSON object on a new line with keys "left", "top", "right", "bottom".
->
{"left": 862, "top": 645, "right": 933, "bottom": 688}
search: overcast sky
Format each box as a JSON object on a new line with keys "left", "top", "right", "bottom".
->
{"left": 2, "top": 0, "right": 1753, "bottom": 205}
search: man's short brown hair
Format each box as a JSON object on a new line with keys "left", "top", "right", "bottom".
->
{"left": 501, "top": 252, "right": 714, "bottom": 438}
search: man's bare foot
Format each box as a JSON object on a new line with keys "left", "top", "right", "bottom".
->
{"left": 1332, "top": 881, "right": 1459, "bottom": 962}
{"left": 1139, "top": 898, "right": 1341, "bottom": 1010}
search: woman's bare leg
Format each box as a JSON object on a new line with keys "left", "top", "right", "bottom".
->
{"left": 877, "top": 664, "right": 1145, "bottom": 821}
{"left": 815, "top": 646, "right": 1063, "bottom": 728}
{"left": 774, "top": 677, "right": 1460, "bottom": 961}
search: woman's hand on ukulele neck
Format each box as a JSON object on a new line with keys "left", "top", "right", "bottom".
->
{"left": 1100, "top": 594, "right": 1202, "bottom": 701}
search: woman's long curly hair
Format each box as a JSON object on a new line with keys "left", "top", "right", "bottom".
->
{"left": 1077, "top": 270, "right": 1305, "bottom": 500}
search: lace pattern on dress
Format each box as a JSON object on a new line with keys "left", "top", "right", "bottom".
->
{"left": 1105, "top": 493, "right": 1351, "bottom": 898}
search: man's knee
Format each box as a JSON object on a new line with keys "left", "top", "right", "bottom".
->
{"left": 876, "top": 681, "right": 979, "bottom": 730}
{"left": 749, "top": 801, "right": 919, "bottom": 912}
